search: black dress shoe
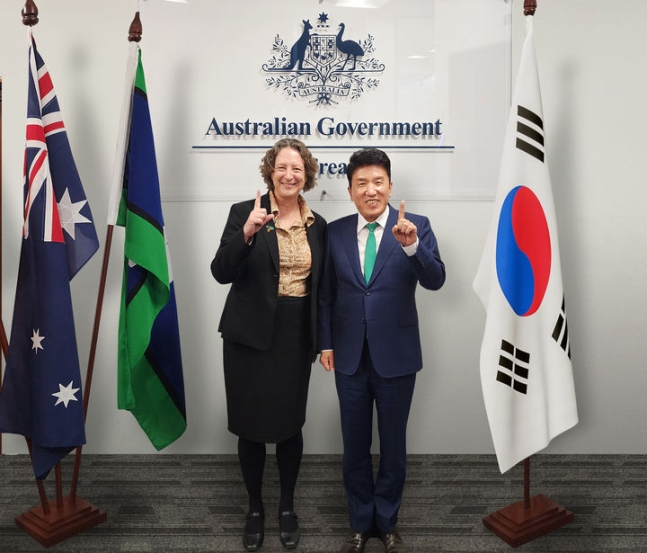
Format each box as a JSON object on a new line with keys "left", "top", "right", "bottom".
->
{"left": 339, "top": 531, "right": 370, "bottom": 553}
{"left": 279, "top": 510, "right": 300, "bottom": 549}
{"left": 243, "top": 511, "right": 264, "bottom": 551}
{"left": 379, "top": 530, "right": 406, "bottom": 553}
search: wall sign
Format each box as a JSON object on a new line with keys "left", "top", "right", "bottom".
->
{"left": 142, "top": 0, "right": 511, "bottom": 201}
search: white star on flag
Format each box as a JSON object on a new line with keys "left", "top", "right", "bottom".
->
{"left": 58, "top": 188, "right": 92, "bottom": 239}
{"left": 31, "top": 328, "right": 45, "bottom": 354}
{"left": 52, "top": 381, "right": 80, "bottom": 408}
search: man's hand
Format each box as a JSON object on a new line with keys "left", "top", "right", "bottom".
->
{"left": 243, "top": 190, "right": 274, "bottom": 243}
{"left": 320, "top": 350, "right": 335, "bottom": 372}
{"left": 392, "top": 200, "right": 417, "bottom": 247}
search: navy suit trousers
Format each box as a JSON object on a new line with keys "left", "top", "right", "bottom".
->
{"left": 334, "top": 340, "right": 416, "bottom": 533}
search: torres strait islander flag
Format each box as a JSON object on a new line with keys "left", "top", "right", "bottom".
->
{"left": 472, "top": 16, "right": 578, "bottom": 473}
{"left": 108, "top": 43, "right": 187, "bottom": 449}
{"left": 0, "top": 32, "right": 99, "bottom": 480}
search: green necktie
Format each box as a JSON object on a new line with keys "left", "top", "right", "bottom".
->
{"left": 364, "top": 222, "right": 378, "bottom": 284}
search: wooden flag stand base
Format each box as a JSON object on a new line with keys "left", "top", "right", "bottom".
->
{"left": 483, "top": 493, "right": 573, "bottom": 548}
{"left": 14, "top": 495, "right": 107, "bottom": 548}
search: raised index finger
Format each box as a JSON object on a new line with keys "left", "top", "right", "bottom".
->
{"left": 254, "top": 190, "right": 262, "bottom": 209}
{"left": 398, "top": 199, "right": 406, "bottom": 220}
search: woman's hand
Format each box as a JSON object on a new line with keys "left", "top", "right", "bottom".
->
{"left": 243, "top": 190, "right": 275, "bottom": 243}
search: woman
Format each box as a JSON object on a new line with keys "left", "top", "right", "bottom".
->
{"left": 211, "top": 138, "right": 326, "bottom": 551}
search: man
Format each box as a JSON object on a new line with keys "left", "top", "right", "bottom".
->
{"left": 318, "top": 148, "right": 446, "bottom": 553}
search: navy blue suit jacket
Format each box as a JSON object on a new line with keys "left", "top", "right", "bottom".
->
{"left": 318, "top": 204, "right": 445, "bottom": 377}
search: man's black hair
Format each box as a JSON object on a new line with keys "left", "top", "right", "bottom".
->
{"left": 347, "top": 148, "right": 391, "bottom": 185}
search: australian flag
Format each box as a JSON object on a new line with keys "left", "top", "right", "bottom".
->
{"left": 0, "top": 32, "right": 99, "bottom": 480}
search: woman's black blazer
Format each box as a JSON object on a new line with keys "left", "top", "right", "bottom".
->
{"left": 211, "top": 193, "right": 327, "bottom": 362}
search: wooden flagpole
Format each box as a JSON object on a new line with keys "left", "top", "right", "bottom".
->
{"left": 12, "top": 1, "right": 107, "bottom": 546}
{"left": 0, "top": 323, "right": 5, "bottom": 457}
{"left": 68, "top": 7, "right": 142, "bottom": 503}
{"left": 0, "top": 322, "right": 7, "bottom": 454}
{"left": 0, "top": 48, "right": 3, "bottom": 457}
{"left": 482, "top": 3, "right": 574, "bottom": 545}
{"left": 66, "top": 4, "right": 145, "bottom": 536}
{"left": 68, "top": 227, "right": 113, "bottom": 502}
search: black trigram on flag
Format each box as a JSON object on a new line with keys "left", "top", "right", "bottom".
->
{"left": 496, "top": 339, "right": 530, "bottom": 395}
{"left": 552, "top": 296, "right": 571, "bottom": 358}
{"left": 516, "top": 105, "right": 544, "bottom": 163}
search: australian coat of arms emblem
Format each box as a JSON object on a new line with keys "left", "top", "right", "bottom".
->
{"left": 262, "top": 13, "right": 385, "bottom": 106}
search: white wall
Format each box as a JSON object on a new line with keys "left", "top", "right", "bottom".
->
{"left": 1, "top": 0, "right": 646, "bottom": 457}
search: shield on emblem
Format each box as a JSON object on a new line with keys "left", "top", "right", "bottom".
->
{"left": 309, "top": 35, "right": 339, "bottom": 68}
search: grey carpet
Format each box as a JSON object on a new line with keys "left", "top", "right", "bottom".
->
{"left": 1, "top": 454, "right": 646, "bottom": 552}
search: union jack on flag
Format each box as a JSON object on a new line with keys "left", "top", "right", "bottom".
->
{"left": 0, "top": 31, "right": 100, "bottom": 480}
{"left": 23, "top": 31, "right": 99, "bottom": 275}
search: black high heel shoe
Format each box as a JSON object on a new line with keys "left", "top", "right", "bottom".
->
{"left": 279, "top": 510, "right": 300, "bottom": 549}
{"left": 243, "top": 511, "right": 265, "bottom": 551}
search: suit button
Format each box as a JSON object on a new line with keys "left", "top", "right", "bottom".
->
{"left": 365, "top": 290, "right": 371, "bottom": 295}
{"left": 361, "top": 318, "right": 365, "bottom": 324}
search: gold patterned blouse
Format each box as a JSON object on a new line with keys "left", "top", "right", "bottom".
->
{"left": 270, "top": 191, "right": 315, "bottom": 297}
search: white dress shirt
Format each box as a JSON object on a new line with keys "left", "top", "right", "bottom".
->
{"left": 356, "top": 208, "right": 418, "bottom": 277}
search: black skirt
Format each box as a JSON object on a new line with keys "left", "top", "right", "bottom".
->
{"left": 223, "top": 296, "right": 312, "bottom": 443}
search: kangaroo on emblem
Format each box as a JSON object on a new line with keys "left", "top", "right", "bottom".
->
{"left": 274, "top": 20, "right": 312, "bottom": 71}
